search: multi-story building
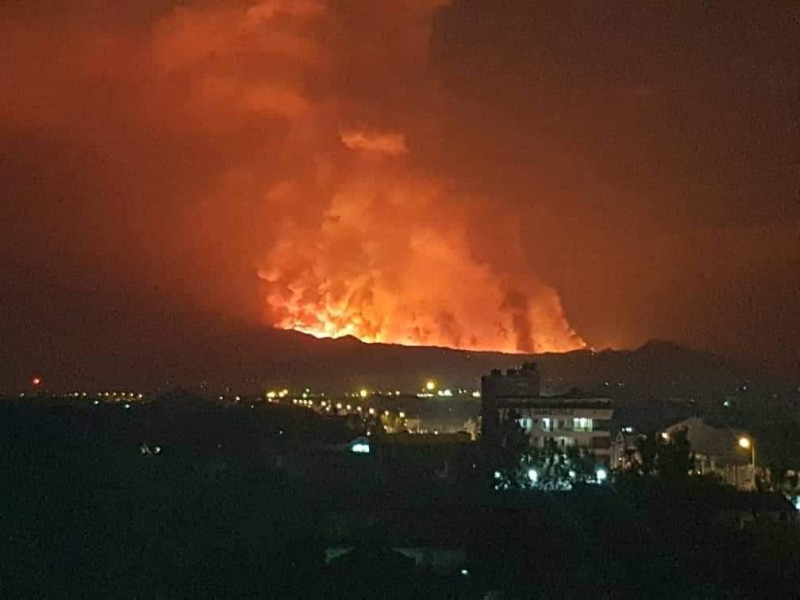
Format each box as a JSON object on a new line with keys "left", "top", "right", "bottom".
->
{"left": 480, "top": 363, "right": 613, "bottom": 462}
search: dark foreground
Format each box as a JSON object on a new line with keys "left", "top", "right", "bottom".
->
{"left": 1, "top": 399, "right": 798, "bottom": 599}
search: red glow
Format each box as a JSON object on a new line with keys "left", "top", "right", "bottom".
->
{"left": 259, "top": 176, "right": 586, "bottom": 354}
{"left": 31, "top": 377, "right": 42, "bottom": 386}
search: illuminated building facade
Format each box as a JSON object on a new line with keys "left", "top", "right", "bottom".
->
{"left": 480, "top": 363, "right": 613, "bottom": 460}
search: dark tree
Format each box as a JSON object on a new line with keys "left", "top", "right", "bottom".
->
{"left": 656, "top": 428, "right": 695, "bottom": 480}
{"left": 635, "top": 432, "right": 658, "bottom": 475}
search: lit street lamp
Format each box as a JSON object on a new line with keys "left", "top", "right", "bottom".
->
{"left": 738, "top": 436, "right": 755, "bottom": 465}
{"left": 527, "top": 468, "right": 538, "bottom": 484}
{"left": 738, "top": 435, "right": 756, "bottom": 486}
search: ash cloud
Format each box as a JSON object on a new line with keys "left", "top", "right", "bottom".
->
{"left": 0, "top": 0, "right": 583, "bottom": 355}
{"left": 1, "top": 1, "right": 797, "bottom": 375}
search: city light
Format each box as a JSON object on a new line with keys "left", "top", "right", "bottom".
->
{"left": 31, "top": 377, "right": 42, "bottom": 386}
{"left": 425, "top": 380, "right": 436, "bottom": 392}
{"left": 738, "top": 436, "right": 756, "bottom": 472}
{"left": 351, "top": 439, "right": 370, "bottom": 454}
{"left": 596, "top": 468, "right": 608, "bottom": 483}
{"left": 527, "top": 468, "right": 538, "bottom": 483}
{"left": 359, "top": 388, "right": 369, "bottom": 398}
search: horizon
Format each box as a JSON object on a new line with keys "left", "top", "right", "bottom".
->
{"left": 3, "top": 328, "right": 794, "bottom": 395}
{"left": 1, "top": 2, "right": 797, "bottom": 389}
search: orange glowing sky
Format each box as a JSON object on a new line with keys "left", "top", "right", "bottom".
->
{"left": 0, "top": 0, "right": 798, "bottom": 387}
{"left": 257, "top": 164, "right": 585, "bottom": 353}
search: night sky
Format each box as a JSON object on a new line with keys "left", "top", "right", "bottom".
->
{"left": 1, "top": 1, "right": 798, "bottom": 388}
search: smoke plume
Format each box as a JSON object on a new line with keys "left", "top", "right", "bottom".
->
{"left": 0, "top": 0, "right": 584, "bottom": 354}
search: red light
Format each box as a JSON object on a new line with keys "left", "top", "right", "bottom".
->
{"left": 31, "top": 377, "right": 41, "bottom": 386}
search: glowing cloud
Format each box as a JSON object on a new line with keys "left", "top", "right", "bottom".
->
{"left": 340, "top": 131, "right": 408, "bottom": 156}
{"left": 0, "top": 0, "right": 585, "bottom": 355}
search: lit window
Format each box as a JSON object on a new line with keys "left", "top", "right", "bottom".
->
{"left": 350, "top": 436, "right": 370, "bottom": 454}
{"left": 351, "top": 443, "right": 370, "bottom": 454}
{"left": 573, "top": 418, "right": 593, "bottom": 432}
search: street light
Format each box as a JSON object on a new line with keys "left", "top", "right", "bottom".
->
{"left": 738, "top": 436, "right": 755, "bottom": 467}
{"left": 738, "top": 435, "right": 756, "bottom": 488}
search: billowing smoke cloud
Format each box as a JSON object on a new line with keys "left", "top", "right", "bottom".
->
{"left": 0, "top": 0, "right": 584, "bottom": 354}
{"left": 340, "top": 131, "right": 407, "bottom": 156}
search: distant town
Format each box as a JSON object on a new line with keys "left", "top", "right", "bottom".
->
{"left": 4, "top": 358, "right": 800, "bottom": 597}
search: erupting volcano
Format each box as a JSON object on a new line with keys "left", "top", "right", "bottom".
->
{"left": 0, "top": 0, "right": 586, "bottom": 358}
{"left": 1, "top": 0, "right": 796, "bottom": 389}
{"left": 264, "top": 267, "right": 584, "bottom": 353}
{"left": 238, "top": 0, "right": 586, "bottom": 354}
{"left": 258, "top": 135, "right": 585, "bottom": 354}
